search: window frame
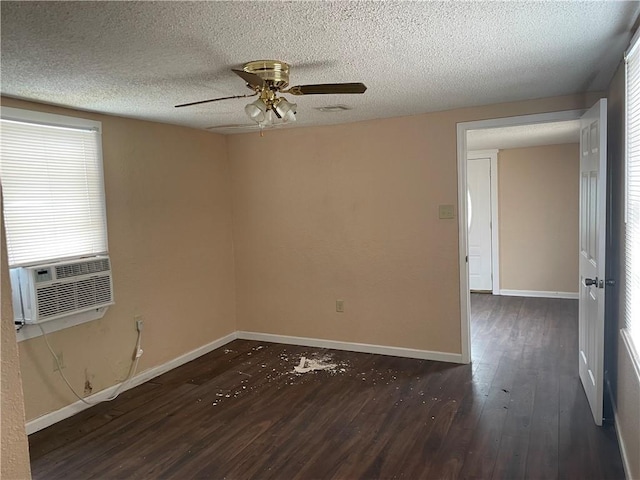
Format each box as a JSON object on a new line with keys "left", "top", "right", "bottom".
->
{"left": 0, "top": 107, "right": 111, "bottom": 340}
{"left": 0, "top": 107, "right": 108, "bottom": 267}
{"left": 623, "top": 29, "right": 640, "bottom": 368}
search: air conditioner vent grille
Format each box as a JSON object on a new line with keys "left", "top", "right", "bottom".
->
{"left": 55, "top": 258, "right": 110, "bottom": 279}
{"left": 36, "top": 274, "right": 113, "bottom": 319}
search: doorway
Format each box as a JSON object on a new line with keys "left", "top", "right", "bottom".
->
{"left": 456, "top": 110, "right": 584, "bottom": 364}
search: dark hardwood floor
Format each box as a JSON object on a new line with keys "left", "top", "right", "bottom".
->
{"left": 28, "top": 295, "right": 625, "bottom": 479}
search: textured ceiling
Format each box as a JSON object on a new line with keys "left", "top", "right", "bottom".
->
{"left": 467, "top": 120, "right": 580, "bottom": 151}
{"left": 1, "top": 1, "right": 639, "bottom": 134}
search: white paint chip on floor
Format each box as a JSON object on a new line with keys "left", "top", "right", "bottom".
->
{"left": 294, "top": 356, "right": 338, "bottom": 374}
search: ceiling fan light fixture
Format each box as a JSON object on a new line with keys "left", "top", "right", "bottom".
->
{"left": 284, "top": 110, "right": 296, "bottom": 123}
{"left": 245, "top": 98, "right": 268, "bottom": 123}
{"left": 273, "top": 97, "right": 297, "bottom": 123}
{"left": 177, "top": 61, "right": 366, "bottom": 128}
{"left": 260, "top": 109, "right": 276, "bottom": 127}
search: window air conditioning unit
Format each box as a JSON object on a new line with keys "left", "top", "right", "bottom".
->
{"left": 10, "top": 256, "right": 114, "bottom": 324}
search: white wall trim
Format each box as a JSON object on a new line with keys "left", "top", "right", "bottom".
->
{"left": 610, "top": 394, "right": 632, "bottom": 480}
{"left": 468, "top": 149, "right": 500, "bottom": 295}
{"left": 621, "top": 328, "right": 640, "bottom": 390}
{"left": 16, "top": 308, "right": 109, "bottom": 342}
{"left": 1, "top": 106, "right": 102, "bottom": 132}
{"left": 457, "top": 124, "right": 472, "bottom": 364}
{"left": 457, "top": 109, "right": 585, "bottom": 366}
{"left": 25, "top": 331, "right": 238, "bottom": 435}
{"left": 608, "top": 329, "right": 640, "bottom": 480}
{"left": 490, "top": 153, "right": 500, "bottom": 295}
{"left": 499, "top": 289, "right": 579, "bottom": 299}
{"left": 237, "top": 331, "right": 464, "bottom": 364}
{"left": 467, "top": 149, "right": 499, "bottom": 157}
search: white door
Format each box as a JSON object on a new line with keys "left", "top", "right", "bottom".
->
{"left": 578, "top": 99, "right": 607, "bottom": 426}
{"left": 468, "top": 157, "right": 493, "bottom": 291}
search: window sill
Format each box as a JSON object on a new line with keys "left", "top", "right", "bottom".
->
{"left": 620, "top": 328, "right": 640, "bottom": 382}
{"left": 15, "top": 307, "right": 109, "bottom": 342}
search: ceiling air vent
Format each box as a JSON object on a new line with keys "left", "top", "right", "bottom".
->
{"left": 315, "top": 105, "right": 352, "bottom": 112}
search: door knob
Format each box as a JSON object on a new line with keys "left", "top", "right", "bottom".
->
{"left": 584, "top": 277, "right": 598, "bottom": 287}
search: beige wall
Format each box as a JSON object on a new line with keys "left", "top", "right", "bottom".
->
{"left": 1, "top": 196, "right": 31, "bottom": 479}
{"left": 607, "top": 64, "right": 640, "bottom": 480}
{"left": 228, "top": 93, "right": 601, "bottom": 354}
{"left": 498, "top": 144, "right": 580, "bottom": 293}
{"left": 1, "top": 98, "right": 237, "bottom": 422}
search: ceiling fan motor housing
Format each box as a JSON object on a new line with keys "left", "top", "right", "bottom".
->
{"left": 243, "top": 60, "right": 290, "bottom": 90}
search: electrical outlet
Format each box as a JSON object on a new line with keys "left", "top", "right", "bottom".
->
{"left": 336, "top": 300, "right": 345, "bottom": 313}
{"left": 53, "top": 352, "right": 65, "bottom": 372}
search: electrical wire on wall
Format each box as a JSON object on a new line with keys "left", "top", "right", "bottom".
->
{"left": 37, "top": 322, "right": 143, "bottom": 406}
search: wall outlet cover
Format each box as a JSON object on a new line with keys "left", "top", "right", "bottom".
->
{"left": 439, "top": 204, "right": 456, "bottom": 219}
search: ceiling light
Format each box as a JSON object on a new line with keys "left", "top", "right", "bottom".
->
{"left": 273, "top": 98, "right": 297, "bottom": 123}
{"left": 244, "top": 98, "right": 268, "bottom": 123}
{"left": 259, "top": 109, "right": 276, "bottom": 128}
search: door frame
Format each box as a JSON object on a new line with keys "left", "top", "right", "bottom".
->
{"left": 467, "top": 149, "right": 499, "bottom": 294}
{"left": 457, "top": 109, "right": 584, "bottom": 364}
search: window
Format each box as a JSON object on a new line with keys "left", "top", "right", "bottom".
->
{"left": 0, "top": 107, "right": 108, "bottom": 267}
{"left": 625, "top": 33, "right": 640, "bottom": 355}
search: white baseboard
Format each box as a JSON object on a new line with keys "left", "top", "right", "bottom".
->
{"left": 25, "top": 331, "right": 238, "bottom": 435}
{"left": 499, "top": 289, "right": 578, "bottom": 300}
{"left": 237, "top": 331, "right": 464, "bottom": 364}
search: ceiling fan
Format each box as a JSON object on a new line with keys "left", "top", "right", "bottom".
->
{"left": 175, "top": 60, "right": 367, "bottom": 127}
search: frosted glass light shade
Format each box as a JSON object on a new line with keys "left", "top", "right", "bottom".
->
{"left": 274, "top": 98, "right": 297, "bottom": 123}
{"left": 245, "top": 99, "right": 267, "bottom": 123}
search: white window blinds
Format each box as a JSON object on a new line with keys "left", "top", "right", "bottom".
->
{"left": 625, "top": 34, "right": 640, "bottom": 351}
{"left": 0, "top": 108, "right": 108, "bottom": 267}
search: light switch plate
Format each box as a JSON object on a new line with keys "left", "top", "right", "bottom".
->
{"left": 439, "top": 204, "right": 455, "bottom": 219}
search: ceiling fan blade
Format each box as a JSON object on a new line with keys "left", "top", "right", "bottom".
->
{"left": 232, "top": 69, "right": 265, "bottom": 88}
{"left": 285, "top": 82, "right": 367, "bottom": 96}
{"left": 175, "top": 92, "right": 257, "bottom": 108}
